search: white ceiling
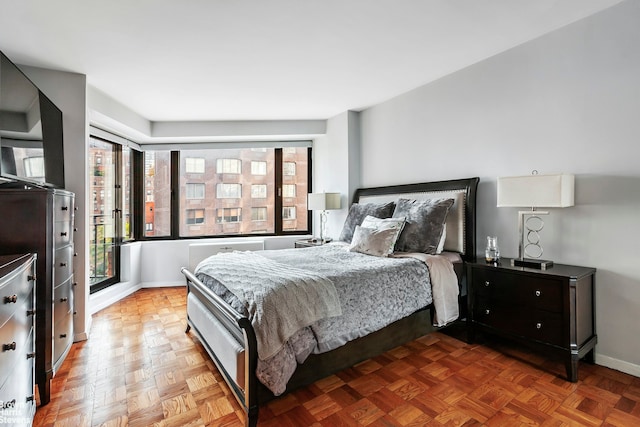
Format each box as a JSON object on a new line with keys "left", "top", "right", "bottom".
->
{"left": 0, "top": 0, "right": 623, "bottom": 123}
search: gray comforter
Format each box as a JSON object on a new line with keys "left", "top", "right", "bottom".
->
{"left": 195, "top": 242, "right": 434, "bottom": 395}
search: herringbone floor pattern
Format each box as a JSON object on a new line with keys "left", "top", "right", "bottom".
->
{"left": 33, "top": 287, "right": 640, "bottom": 426}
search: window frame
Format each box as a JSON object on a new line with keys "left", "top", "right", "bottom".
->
{"left": 136, "top": 146, "right": 312, "bottom": 241}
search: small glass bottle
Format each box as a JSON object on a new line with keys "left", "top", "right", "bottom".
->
{"left": 485, "top": 236, "right": 500, "bottom": 263}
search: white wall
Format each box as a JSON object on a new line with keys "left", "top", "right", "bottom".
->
{"left": 22, "top": 66, "right": 91, "bottom": 341}
{"left": 359, "top": 1, "right": 640, "bottom": 375}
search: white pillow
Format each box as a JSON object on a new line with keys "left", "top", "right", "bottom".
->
{"left": 359, "top": 215, "right": 406, "bottom": 256}
{"left": 349, "top": 226, "right": 401, "bottom": 257}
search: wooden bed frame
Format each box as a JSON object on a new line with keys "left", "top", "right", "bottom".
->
{"left": 181, "top": 177, "right": 479, "bottom": 427}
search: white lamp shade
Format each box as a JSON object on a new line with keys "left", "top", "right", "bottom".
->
{"left": 307, "top": 192, "right": 341, "bottom": 211}
{"left": 497, "top": 173, "right": 575, "bottom": 208}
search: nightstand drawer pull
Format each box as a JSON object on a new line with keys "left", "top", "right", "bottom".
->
{"left": 536, "top": 322, "right": 542, "bottom": 329}
{"left": 60, "top": 262, "right": 68, "bottom": 267}
{"left": 60, "top": 297, "right": 68, "bottom": 302}
{"left": 535, "top": 290, "right": 541, "bottom": 297}
{"left": 4, "top": 294, "right": 18, "bottom": 304}
{"left": 485, "top": 309, "right": 491, "bottom": 315}
{"left": 485, "top": 281, "right": 490, "bottom": 287}
{"left": 3, "top": 342, "right": 17, "bottom": 351}
{"left": 61, "top": 231, "right": 68, "bottom": 237}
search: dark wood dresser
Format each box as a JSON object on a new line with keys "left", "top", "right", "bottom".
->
{"left": 466, "top": 258, "right": 596, "bottom": 382}
{"left": 0, "top": 188, "right": 75, "bottom": 405}
{"left": 0, "top": 253, "right": 36, "bottom": 425}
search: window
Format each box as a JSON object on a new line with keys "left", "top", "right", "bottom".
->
{"left": 217, "top": 208, "right": 241, "bottom": 223}
{"left": 23, "top": 157, "right": 45, "bottom": 178}
{"left": 251, "top": 161, "right": 267, "bottom": 175}
{"left": 251, "top": 207, "right": 267, "bottom": 221}
{"left": 283, "top": 206, "right": 296, "bottom": 220}
{"left": 185, "top": 157, "right": 205, "bottom": 173}
{"left": 251, "top": 184, "right": 267, "bottom": 198}
{"left": 89, "top": 134, "right": 137, "bottom": 293}
{"left": 144, "top": 150, "right": 171, "bottom": 237}
{"left": 143, "top": 146, "right": 310, "bottom": 238}
{"left": 186, "top": 183, "right": 205, "bottom": 199}
{"left": 186, "top": 209, "right": 205, "bottom": 224}
{"left": 283, "top": 162, "right": 296, "bottom": 176}
{"left": 217, "top": 183, "right": 242, "bottom": 198}
{"left": 282, "top": 184, "right": 296, "bottom": 198}
{"left": 216, "top": 158, "right": 241, "bottom": 174}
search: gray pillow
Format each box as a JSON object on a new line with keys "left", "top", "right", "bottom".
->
{"left": 348, "top": 225, "right": 400, "bottom": 257}
{"left": 338, "top": 201, "right": 395, "bottom": 243}
{"left": 392, "top": 198, "right": 454, "bottom": 254}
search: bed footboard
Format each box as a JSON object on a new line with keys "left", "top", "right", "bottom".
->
{"left": 181, "top": 267, "right": 259, "bottom": 427}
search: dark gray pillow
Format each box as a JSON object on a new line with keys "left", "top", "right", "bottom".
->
{"left": 338, "top": 201, "right": 395, "bottom": 243}
{"left": 392, "top": 198, "right": 454, "bottom": 254}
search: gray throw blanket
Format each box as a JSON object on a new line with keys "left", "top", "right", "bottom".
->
{"left": 195, "top": 251, "right": 341, "bottom": 360}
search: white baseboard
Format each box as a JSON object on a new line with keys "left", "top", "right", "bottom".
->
{"left": 140, "top": 281, "right": 185, "bottom": 288}
{"left": 89, "top": 280, "right": 142, "bottom": 315}
{"left": 596, "top": 353, "right": 640, "bottom": 378}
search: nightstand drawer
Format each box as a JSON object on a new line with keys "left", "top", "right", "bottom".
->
{"left": 473, "top": 303, "right": 563, "bottom": 346}
{"left": 473, "top": 269, "right": 563, "bottom": 313}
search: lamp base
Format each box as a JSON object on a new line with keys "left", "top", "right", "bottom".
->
{"left": 511, "top": 258, "right": 554, "bottom": 270}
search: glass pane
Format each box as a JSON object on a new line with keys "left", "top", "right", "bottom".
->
{"left": 122, "top": 146, "right": 133, "bottom": 241}
{"left": 144, "top": 150, "right": 172, "bottom": 237}
{"left": 282, "top": 147, "right": 308, "bottom": 232}
{"left": 89, "top": 137, "right": 117, "bottom": 285}
{"left": 179, "top": 148, "right": 275, "bottom": 236}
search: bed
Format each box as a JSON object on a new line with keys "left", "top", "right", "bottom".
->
{"left": 181, "top": 177, "right": 479, "bottom": 427}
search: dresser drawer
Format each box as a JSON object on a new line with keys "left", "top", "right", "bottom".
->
{"left": 0, "top": 264, "right": 35, "bottom": 328}
{"left": 54, "top": 277, "right": 74, "bottom": 324}
{"left": 53, "top": 245, "right": 74, "bottom": 286}
{"left": 0, "top": 293, "right": 34, "bottom": 387}
{"left": 0, "top": 329, "right": 35, "bottom": 425}
{"left": 473, "top": 303, "right": 563, "bottom": 346}
{"left": 473, "top": 269, "right": 563, "bottom": 313}
{"left": 54, "top": 219, "right": 74, "bottom": 248}
{"left": 53, "top": 194, "right": 74, "bottom": 223}
{"left": 53, "top": 312, "right": 73, "bottom": 367}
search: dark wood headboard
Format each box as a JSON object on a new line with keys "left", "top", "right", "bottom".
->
{"left": 352, "top": 177, "right": 479, "bottom": 262}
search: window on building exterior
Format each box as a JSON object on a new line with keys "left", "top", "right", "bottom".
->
{"left": 282, "top": 184, "right": 296, "bottom": 198}
{"left": 217, "top": 208, "right": 241, "bottom": 223}
{"left": 216, "top": 158, "right": 241, "bottom": 174}
{"left": 251, "top": 161, "right": 267, "bottom": 175}
{"left": 251, "top": 184, "right": 267, "bottom": 198}
{"left": 185, "top": 157, "right": 205, "bottom": 173}
{"left": 186, "top": 209, "right": 205, "bottom": 224}
{"left": 283, "top": 206, "right": 296, "bottom": 220}
{"left": 283, "top": 162, "right": 296, "bottom": 176}
{"left": 186, "top": 183, "right": 205, "bottom": 199}
{"left": 251, "top": 207, "right": 267, "bottom": 221}
{"left": 217, "top": 183, "right": 242, "bottom": 198}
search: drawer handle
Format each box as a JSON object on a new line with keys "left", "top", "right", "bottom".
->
{"left": 28, "top": 275, "right": 36, "bottom": 282}
{"left": 27, "top": 309, "right": 36, "bottom": 316}
{"left": 26, "top": 395, "right": 35, "bottom": 403}
{"left": 535, "top": 290, "right": 541, "bottom": 297}
{"left": 484, "top": 281, "right": 490, "bottom": 287}
{"left": 1, "top": 399, "right": 16, "bottom": 409}
{"left": 485, "top": 309, "right": 491, "bottom": 315}
{"left": 60, "top": 334, "right": 67, "bottom": 339}
{"left": 60, "top": 297, "right": 68, "bottom": 302}
{"left": 27, "top": 352, "right": 36, "bottom": 359}
{"left": 61, "top": 206, "right": 69, "bottom": 211}
{"left": 3, "top": 294, "right": 18, "bottom": 304}
{"left": 61, "top": 231, "right": 68, "bottom": 237}
{"left": 2, "top": 342, "right": 17, "bottom": 351}
{"left": 60, "top": 262, "right": 68, "bottom": 267}
{"left": 536, "top": 322, "right": 543, "bottom": 329}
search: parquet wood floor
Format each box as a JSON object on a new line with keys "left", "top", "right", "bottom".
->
{"left": 33, "top": 287, "right": 640, "bottom": 427}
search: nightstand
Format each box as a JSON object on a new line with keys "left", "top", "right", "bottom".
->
{"left": 466, "top": 258, "right": 596, "bottom": 382}
{"left": 294, "top": 239, "right": 326, "bottom": 248}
